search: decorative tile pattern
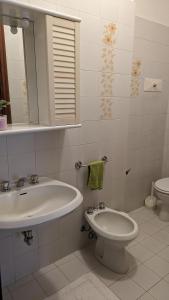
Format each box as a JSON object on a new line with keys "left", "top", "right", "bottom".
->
{"left": 130, "top": 59, "right": 142, "bottom": 96}
{"left": 100, "top": 23, "right": 117, "bottom": 119}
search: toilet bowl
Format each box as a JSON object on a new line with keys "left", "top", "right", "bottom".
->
{"left": 85, "top": 207, "right": 138, "bottom": 274}
{"left": 154, "top": 178, "right": 169, "bottom": 221}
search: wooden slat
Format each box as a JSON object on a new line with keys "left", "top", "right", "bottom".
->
{"left": 54, "top": 108, "right": 75, "bottom": 114}
{"left": 52, "top": 31, "right": 75, "bottom": 41}
{"left": 54, "top": 99, "right": 75, "bottom": 103}
{"left": 53, "top": 49, "right": 75, "bottom": 58}
{"left": 53, "top": 37, "right": 75, "bottom": 47}
{"left": 54, "top": 78, "right": 75, "bottom": 83}
{"left": 55, "top": 104, "right": 75, "bottom": 109}
{"left": 54, "top": 56, "right": 75, "bottom": 63}
{"left": 54, "top": 61, "right": 75, "bottom": 68}
{"left": 54, "top": 94, "right": 75, "bottom": 99}
{"left": 53, "top": 25, "right": 75, "bottom": 34}
{"left": 54, "top": 66, "right": 75, "bottom": 73}
{"left": 54, "top": 88, "right": 75, "bottom": 94}
{"left": 46, "top": 16, "right": 79, "bottom": 124}
{"left": 54, "top": 72, "right": 75, "bottom": 79}
{"left": 54, "top": 83, "right": 75, "bottom": 89}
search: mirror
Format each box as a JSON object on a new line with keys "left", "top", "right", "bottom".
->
{"left": 0, "top": 17, "right": 38, "bottom": 124}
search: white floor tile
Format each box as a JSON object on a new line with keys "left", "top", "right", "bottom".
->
{"left": 58, "top": 256, "right": 89, "bottom": 282}
{"left": 128, "top": 244, "right": 154, "bottom": 263}
{"left": 34, "top": 267, "right": 69, "bottom": 296}
{"left": 144, "top": 255, "right": 169, "bottom": 277}
{"left": 139, "top": 236, "right": 166, "bottom": 254}
{"left": 75, "top": 248, "right": 101, "bottom": 270}
{"left": 54, "top": 253, "right": 75, "bottom": 266}
{"left": 130, "top": 264, "right": 160, "bottom": 290}
{"left": 152, "top": 229, "right": 169, "bottom": 245}
{"left": 129, "top": 208, "right": 155, "bottom": 224}
{"left": 158, "top": 246, "right": 169, "bottom": 262}
{"left": 110, "top": 277, "right": 144, "bottom": 300}
{"left": 34, "top": 263, "right": 56, "bottom": 277}
{"left": 92, "top": 263, "right": 122, "bottom": 286}
{"left": 149, "top": 279, "right": 169, "bottom": 300}
{"left": 9, "top": 279, "right": 45, "bottom": 300}
{"left": 139, "top": 292, "right": 155, "bottom": 300}
{"left": 46, "top": 273, "right": 119, "bottom": 300}
{"left": 139, "top": 220, "right": 164, "bottom": 235}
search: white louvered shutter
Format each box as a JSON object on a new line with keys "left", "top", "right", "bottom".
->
{"left": 46, "top": 16, "right": 80, "bottom": 125}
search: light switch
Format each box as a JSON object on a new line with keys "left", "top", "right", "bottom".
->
{"left": 144, "top": 78, "right": 162, "bottom": 92}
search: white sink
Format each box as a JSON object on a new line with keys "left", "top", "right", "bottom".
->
{"left": 0, "top": 178, "right": 83, "bottom": 229}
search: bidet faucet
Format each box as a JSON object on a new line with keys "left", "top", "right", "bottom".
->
{"left": 1, "top": 180, "right": 10, "bottom": 192}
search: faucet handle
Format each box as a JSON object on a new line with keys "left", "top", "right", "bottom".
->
{"left": 16, "top": 177, "right": 27, "bottom": 188}
{"left": 1, "top": 180, "right": 10, "bottom": 192}
{"left": 99, "top": 202, "right": 106, "bottom": 210}
{"left": 30, "top": 174, "right": 39, "bottom": 184}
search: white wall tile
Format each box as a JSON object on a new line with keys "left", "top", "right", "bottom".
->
{"left": 0, "top": 0, "right": 137, "bottom": 287}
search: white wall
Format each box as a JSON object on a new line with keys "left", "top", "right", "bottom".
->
{"left": 136, "top": 0, "right": 169, "bottom": 27}
{"left": 0, "top": 0, "right": 136, "bottom": 287}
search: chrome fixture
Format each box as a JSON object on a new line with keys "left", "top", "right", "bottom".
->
{"left": 30, "top": 174, "right": 39, "bottom": 184}
{"left": 99, "top": 202, "right": 106, "bottom": 210}
{"left": 0, "top": 181, "right": 10, "bottom": 192}
{"left": 86, "top": 207, "right": 95, "bottom": 215}
{"left": 10, "top": 24, "right": 18, "bottom": 34}
{"left": 22, "top": 230, "right": 33, "bottom": 246}
{"left": 16, "top": 177, "right": 27, "bottom": 188}
{"left": 21, "top": 18, "right": 30, "bottom": 29}
{"left": 75, "top": 156, "right": 108, "bottom": 170}
{"left": 10, "top": 17, "right": 30, "bottom": 35}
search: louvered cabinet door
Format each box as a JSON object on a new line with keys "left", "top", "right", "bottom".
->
{"left": 46, "top": 16, "right": 80, "bottom": 125}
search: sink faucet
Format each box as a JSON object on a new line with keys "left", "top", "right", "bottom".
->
{"left": 1, "top": 181, "right": 10, "bottom": 192}
{"left": 16, "top": 177, "right": 27, "bottom": 188}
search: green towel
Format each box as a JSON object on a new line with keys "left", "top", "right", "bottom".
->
{"left": 87, "top": 160, "right": 104, "bottom": 190}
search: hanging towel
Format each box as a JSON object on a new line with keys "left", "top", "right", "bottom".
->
{"left": 87, "top": 160, "right": 104, "bottom": 190}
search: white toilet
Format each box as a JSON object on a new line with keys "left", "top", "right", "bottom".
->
{"left": 85, "top": 207, "right": 138, "bottom": 274}
{"left": 154, "top": 178, "right": 169, "bottom": 221}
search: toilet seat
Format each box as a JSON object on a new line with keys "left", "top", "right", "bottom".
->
{"left": 155, "top": 178, "right": 169, "bottom": 194}
{"left": 85, "top": 207, "right": 138, "bottom": 241}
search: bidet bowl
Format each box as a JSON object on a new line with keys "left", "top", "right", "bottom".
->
{"left": 85, "top": 207, "right": 139, "bottom": 274}
{"left": 85, "top": 207, "right": 138, "bottom": 241}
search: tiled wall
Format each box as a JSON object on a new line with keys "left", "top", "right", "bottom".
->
{"left": 0, "top": 0, "right": 136, "bottom": 286}
{"left": 125, "top": 16, "right": 169, "bottom": 211}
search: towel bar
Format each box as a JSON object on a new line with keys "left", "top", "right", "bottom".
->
{"left": 75, "top": 156, "right": 108, "bottom": 170}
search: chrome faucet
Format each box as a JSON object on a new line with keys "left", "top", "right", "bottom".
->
{"left": 30, "top": 174, "right": 39, "bottom": 184}
{"left": 1, "top": 181, "right": 10, "bottom": 192}
{"left": 16, "top": 177, "right": 26, "bottom": 188}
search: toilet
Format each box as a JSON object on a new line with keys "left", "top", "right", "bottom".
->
{"left": 85, "top": 207, "right": 138, "bottom": 274}
{"left": 154, "top": 178, "right": 169, "bottom": 221}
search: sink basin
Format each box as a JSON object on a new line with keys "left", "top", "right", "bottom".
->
{"left": 0, "top": 178, "right": 83, "bottom": 229}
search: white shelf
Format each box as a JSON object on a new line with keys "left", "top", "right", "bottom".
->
{"left": 0, "top": 124, "right": 82, "bottom": 135}
{"left": 0, "top": 0, "right": 81, "bottom": 22}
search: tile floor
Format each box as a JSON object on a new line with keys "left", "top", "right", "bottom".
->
{"left": 3, "top": 206, "right": 169, "bottom": 300}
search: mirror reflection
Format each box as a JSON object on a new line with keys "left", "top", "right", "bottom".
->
{"left": 4, "top": 25, "right": 28, "bottom": 123}
{"left": 0, "top": 18, "right": 38, "bottom": 125}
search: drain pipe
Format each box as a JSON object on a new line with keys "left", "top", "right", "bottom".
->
{"left": 22, "top": 230, "right": 34, "bottom": 246}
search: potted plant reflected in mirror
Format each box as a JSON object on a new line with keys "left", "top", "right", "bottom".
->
{"left": 0, "top": 100, "right": 9, "bottom": 130}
